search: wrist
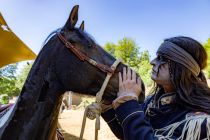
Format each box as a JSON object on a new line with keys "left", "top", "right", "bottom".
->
{"left": 112, "top": 95, "right": 138, "bottom": 109}
{"left": 101, "top": 104, "right": 113, "bottom": 113}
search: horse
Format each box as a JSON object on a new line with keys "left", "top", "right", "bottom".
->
{"left": 0, "top": 5, "right": 145, "bottom": 140}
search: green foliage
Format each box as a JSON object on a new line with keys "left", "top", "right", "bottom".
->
{"left": 0, "top": 94, "right": 9, "bottom": 104}
{"left": 137, "top": 51, "right": 152, "bottom": 86}
{"left": 0, "top": 62, "right": 33, "bottom": 98}
{"left": 203, "top": 38, "right": 210, "bottom": 78}
{"left": 114, "top": 38, "right": 139, "bottom": 67}
{"left": 104, "top": 38, "right": 152, "bottom": 86}
{"left": 0, "top": 64, "right": 20, "bottom": 97}
{"left": 16, "top": 62, "right": 33, "bottom": 90}
{"left": 104, "top": 42, "right": 116, "bottom": 56}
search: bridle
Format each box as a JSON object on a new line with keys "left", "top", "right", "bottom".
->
{"left": 57, "top": 32, "right": 121, "bottom": 140}
{"left": 57, "top": 32, "right": 115, "bottom": 74}
{"left": 57, "top": 31, "right": 121, "bottom": 101}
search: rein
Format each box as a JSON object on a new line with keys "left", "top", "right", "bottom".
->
{"left": 57, "top": 32, "right": 121, "bottom": 140}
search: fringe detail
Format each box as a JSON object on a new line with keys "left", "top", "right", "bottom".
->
{"left": 154, "top": 115, "right": 210, "bottom": 140}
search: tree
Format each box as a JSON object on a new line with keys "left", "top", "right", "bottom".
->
{"left": 104, "top": 38, "right": 152, "bottom": 86}
{"left": 114, "top": 38, "right": 140, "bottom": 67}
{"left": 0, "top": 64, "right": 20, "bottom": 97}
{"left": 16, "top": 62, "right": 33, "bottom": 91}
{"left": 0, "top": 94, "right": 9, "bottom": 104}
{"left": 104, "top": 42, "right": 116, "bottom": 56}
{"left": 137, "top": 51, "right": 152, "bottom": 86}
{"left": 203, "top": 39, "right": 210, "bottom": 78}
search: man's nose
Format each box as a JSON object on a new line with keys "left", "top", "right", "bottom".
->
{"left": 150, "top": 59, "right": 156, "bottom": 66}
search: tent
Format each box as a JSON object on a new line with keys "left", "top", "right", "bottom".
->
{"left": 0, "top": 12, "right": 36, "bottom": 68}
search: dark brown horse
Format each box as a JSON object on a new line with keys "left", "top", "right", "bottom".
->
{"left": 0, "top": 5, "right": 145, "bottom": 140}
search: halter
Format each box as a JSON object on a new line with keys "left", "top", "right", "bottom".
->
{"left": 57, "top": 32, "right": 121, "bottom": 140}
{"left": 57, "top": 33, "right": 115, "bottom": 74}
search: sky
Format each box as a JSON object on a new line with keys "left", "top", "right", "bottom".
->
{"left": 0, "top": 0, "right": 210, "bottom": 59}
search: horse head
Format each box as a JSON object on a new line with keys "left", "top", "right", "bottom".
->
{"left": 0, "top": 5, "right": 145, "bottom": 140}
{"left": 54, "top": 5, "right": 145, "bottom": 102}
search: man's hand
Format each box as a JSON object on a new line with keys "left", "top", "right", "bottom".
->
{"left": 118, "top": 67, "right": 142, "bottom": 98}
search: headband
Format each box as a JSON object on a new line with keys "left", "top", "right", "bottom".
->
{"left": 157, "top": 41, "right": 200, "bottom": 76}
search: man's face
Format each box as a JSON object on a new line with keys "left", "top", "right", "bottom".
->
{"left": 150, "top": 55, "right": 172, "bottom": 86}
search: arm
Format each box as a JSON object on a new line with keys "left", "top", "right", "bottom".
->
{"left": 101, "top": 108, "right": 124, "bottom": 139}
{"left": 101, "top": 95, "right": 154, "bottom": 140}
{"left": 102, "top": 100, "right": 158, "bottom": 140}
{"left": 115, "top": 100, "right": 157, "bottom": 140}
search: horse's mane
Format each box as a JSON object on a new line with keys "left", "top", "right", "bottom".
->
{"left": 41, "top": 28, "right": 62, "bottom": 50}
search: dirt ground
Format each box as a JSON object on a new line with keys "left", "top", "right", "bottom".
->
{"left": 58, "top": 110, "right": 118, "bottom": 140}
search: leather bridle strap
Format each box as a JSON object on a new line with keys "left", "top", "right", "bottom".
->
{"left": 95, "top": 59, "right": 121, "bottom": 103}
{"left": 79, "top": 59, "right": 121, "bottom": 140}
{"left": 57, "top": 33, "right": 114, "bottom": 74}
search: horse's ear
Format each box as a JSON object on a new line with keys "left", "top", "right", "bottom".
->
{"left": 79, "top": 21, "right": 85, "bottom": 31}
{"left": 64, "top": 5, "right": 79, "bottom": 29}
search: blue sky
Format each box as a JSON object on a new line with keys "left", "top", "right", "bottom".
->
{"left": 0, "top": 0, "right": 210, "bottom": 59}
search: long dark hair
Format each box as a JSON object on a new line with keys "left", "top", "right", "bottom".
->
{"left": 158, "top": 36, "right": 210, "bottom": 113}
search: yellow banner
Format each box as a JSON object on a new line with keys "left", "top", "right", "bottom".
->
{"left": 0, "top": 13, "right": 36, "bottom": 68}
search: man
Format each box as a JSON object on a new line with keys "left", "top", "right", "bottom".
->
{"left": 102, "top": 36, "right": 210, "bottom": 140}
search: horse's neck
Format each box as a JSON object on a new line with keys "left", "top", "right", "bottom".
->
{"left": 0, "top": 64, "right": 65, "bottom": 140}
